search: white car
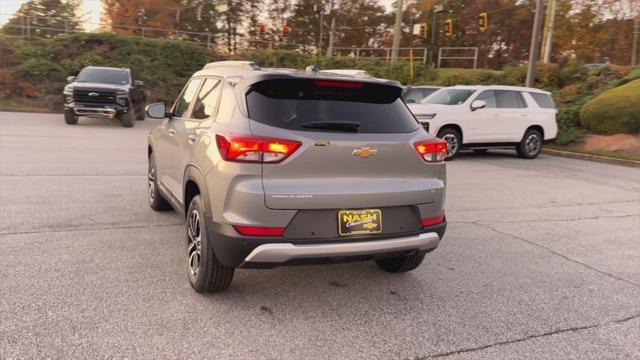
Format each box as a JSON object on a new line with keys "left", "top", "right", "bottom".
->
{"left": 408, "top": 85, "right": 558, "bottom": 160}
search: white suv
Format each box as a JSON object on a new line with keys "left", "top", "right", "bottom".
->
{"left": 407, "top": 85, "right": 558, "bottom": 160}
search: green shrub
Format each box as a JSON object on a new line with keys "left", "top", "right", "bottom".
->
{"left": 503, "top": 66, "right": 526, "bottom": 85}
{"left": 580, "top": 79, "right": 640, "bottom": 134}
{"left": 558, "top": 62, "right": 588, "bottom": 86}
{"left": 17, "top": 58, "right": 65, "bottom": 82}
{"left": 557, "top": 104, "right": 582, "bottom": 129}
{"left": 555, "top": 126, "right": 584, "bottom": 145}
{"left": 535, "top": 63, "right": 561, "bottom": 89}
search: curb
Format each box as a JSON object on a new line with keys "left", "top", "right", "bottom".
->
{"left": 542, "top": 148, "right": 640, "bottom": 168}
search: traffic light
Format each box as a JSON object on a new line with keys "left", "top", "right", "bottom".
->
{"left": 413, "top": 23, "right": 428, "bottom": 38}
{"left": 444, "top": 19, "right": 453, "bottom": 36}
{"left": 282, "top": 25, "right": 290, "bottom": 37}
{"left": 420, "top": 23, "right": 428, "bottom": 39}
{"left": 258, "top": 23, "right": 267, "bottom": 36}
{"left": 478, "top": 12, "right": 488, "bottom": 32}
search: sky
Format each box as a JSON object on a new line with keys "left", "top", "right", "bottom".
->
{"left": 0, "top": 0, "right": 102, "bottom": 30}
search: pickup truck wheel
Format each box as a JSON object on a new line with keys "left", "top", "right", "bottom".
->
{"left": 437, "top": 128, "right": 461, "bottom": 160}
{"left": 64, "top": 109, "right": 78, "bottom": 125}
{"left": 135, "top": 103, "right": 145, "bottom": 120}
{"left": 187, "top": 195, "right": 234, "bottom": 293}
{"left": 148, "top": 153, "right": 172, "bottom": 211}
{"left": 517, "top": 129, "right": 542, "bottom": 159}
{"left": 119, "top": 103, "right": 135, "bottom": 127}
{"left": 375, "top": 253, "right": 425, "bottom": 273}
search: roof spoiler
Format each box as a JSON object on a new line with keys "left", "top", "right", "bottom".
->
{"left": 203, "top": 61, "right": 261, "bottom": 71}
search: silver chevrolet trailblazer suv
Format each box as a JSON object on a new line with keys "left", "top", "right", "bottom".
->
{"left": 146, "top": 61, "right": 447, "bottom": 293}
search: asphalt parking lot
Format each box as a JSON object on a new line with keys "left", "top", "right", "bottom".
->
{"left": 1, "top": 111, "right": 639, "bottom": 359}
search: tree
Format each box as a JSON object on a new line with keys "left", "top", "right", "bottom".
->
{"left": 269, "top": 0, "right": 294, "bottom": 45}
{"left": 2, "top": 0, "right": 81, "bottom": 37}
{"left": 103, "top": 0, "right": 180, "bottom": 36}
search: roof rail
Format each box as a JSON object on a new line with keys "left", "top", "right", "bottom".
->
{"left": 202, "top": 61, "right": 261, "bottom": 71}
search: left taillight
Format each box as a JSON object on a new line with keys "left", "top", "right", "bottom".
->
{"left": 233, "top": 225, "right": 286, "bottom": 237}
{"left": 215, "top": 134, "right": 301, "bottom": 163}
{"left": 414, "top": 139, "right": 447, "bottom": 163}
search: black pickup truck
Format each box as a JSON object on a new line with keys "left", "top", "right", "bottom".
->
{"left": 63, "top": 66, "right": 146, "bottom": 127}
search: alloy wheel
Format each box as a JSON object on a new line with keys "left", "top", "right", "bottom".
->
{"left": 187, "top": 209, "right": 202, "bottom": 276}
{"left": 442, "top": 134, "right": 459, "bottom": 157}
{"left": 525, "top": 134, "right": 541, "bottom": 156}
{"left": 148, "top": 161, "right": 156, "bottom": 202}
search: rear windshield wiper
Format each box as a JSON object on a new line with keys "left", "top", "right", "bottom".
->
{"left": 300, "top": 121, "right": 361, "bottom": 132}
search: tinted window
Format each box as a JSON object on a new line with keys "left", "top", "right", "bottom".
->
{"left": 495, "top": 91, "right": 527, "bottom": 108}
{"left": 192, "top": 78, "right": 222, "bottom": 119}
{"left": 420, "top": 88, "right": 438, "bottom": 98}
{"left": 530, "top": 93, "right": 556, "bottom": 109}
{"left": 76, "top": 68, "right": 130, "bottom": 85}
{"left": 422, "top": 89, "right": 476, "bottom": 105}
{"left": 173, "top": 79, "right": 201, "bottom": 118}
{"left": 475, "top": 90, "right": 497, "bottom": 108}
{"left": 246, "top": 79, "right": 418, "bottom": 134}
{"left": 404, "top": 89, "right": 425, "bottom": 103}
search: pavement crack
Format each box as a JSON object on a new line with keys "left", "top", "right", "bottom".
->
{"left": 448, "top": 200, "right": 640, "bottom": 213}
{"left": 0, "top": 222, "right": 183, "bottom": 237}
{"left": 0, "top": 174, "right": 144, "bottom": 177}
{"left": 475, "top": 222, "right": 640, "bottom": 288}
{"left": 451, "top": 213, "right": 640, "bottom": 224}
{"left": 421, "top": 311, "right": 640, "bottom": 359}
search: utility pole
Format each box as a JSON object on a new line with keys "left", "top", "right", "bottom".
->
{"left": 315, "top": 2, "right": 325, "bottom": 56}
{"left": 391, "top": 0, "right": 403, "bottom": 62}
{"left": 632, "top": 17, "right": 639, "bottom": 67}
{"left": 526, "top": 0, "right": 545, "bottom": 87}
{"left": 429, "top": 5, "right": 444, "bottom": 68}
{"left": 327, "top": 0, "right": 335, "bottom": 58}
{"left": 327, "top": 16, "right": 336, "bottom": 58}
{"left": 541, "top": 0, "right": 556, "bottom": 63}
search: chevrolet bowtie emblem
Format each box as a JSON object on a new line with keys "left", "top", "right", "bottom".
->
{"left": 352, "top": 147, "right": 378, "bottom": 158}
{"left": 88, "top": 92, "right": 100, "bottom": 96}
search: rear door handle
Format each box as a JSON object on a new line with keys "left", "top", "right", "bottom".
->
{"left": 168, "top": 129, "right": 176, "bottom": 136}
{"left": 188, "top": 134, "right": 197, "bottom": 144}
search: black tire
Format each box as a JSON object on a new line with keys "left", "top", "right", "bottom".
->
{"left": 375, "top": 253, "right": 426, "bottom": 273}
{"left": 187, "top": 194, "right": 234, "bottom": 293}
{"left": 516, "top": 129, "right": 542, "bottom": 159}
{"left": 148, "top": 153, "right": 172, "bottom": 211}
{"left": 119, "top": 102, "right": 135, "bottom": 127}
{"left": 64, "top": 109, "right": 78, "bottom": 125}
{"left": 135, "top": 102, "right": 146, "bottom": 120}
{"left": 437, "top": 128, "right": 461, "bottom": 160}
{"left": 473, "top": 149, "right": 488, "bottom": 154}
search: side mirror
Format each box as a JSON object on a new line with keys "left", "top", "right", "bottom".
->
{"left": 146, "top": 102, "right": 167, "bottom": 119}
{"left": 67, "top": 76, "right": 75, "bottom": 83}
{"left": 133, "top": 80, "right": 144, "bottom": 87}
{"left": 471, "top": 100, "right": 487, "bottom": 111}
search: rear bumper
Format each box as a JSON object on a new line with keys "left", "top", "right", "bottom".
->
{"left": 206, "top": 218, "right": 446, "bottom": 269}
{"left": 241, "top": 232, "right": 440, "bottom": 266}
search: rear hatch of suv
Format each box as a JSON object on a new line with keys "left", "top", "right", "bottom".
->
{"left": 243, "top": 78, "right": 446, "bottom": 238}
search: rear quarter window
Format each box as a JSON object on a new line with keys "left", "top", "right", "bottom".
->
{"left": 246, "top": 79, "right": 419, "bottom": 134}
{"left": 529, "top": 92, "right": 556, "bottom": 109}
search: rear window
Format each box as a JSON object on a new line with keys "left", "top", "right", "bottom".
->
{"left": 246, "top": 79, "right": 419, "bottom": 133}
{"left": 530, "top": 92, "right": 556, "bottom": 109}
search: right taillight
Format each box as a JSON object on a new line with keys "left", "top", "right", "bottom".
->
{"left": 414, "top": 139, "right": 447, "bottom": 163}
{"left": 216, "top": 134, "right": 301, "bottom": 163}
